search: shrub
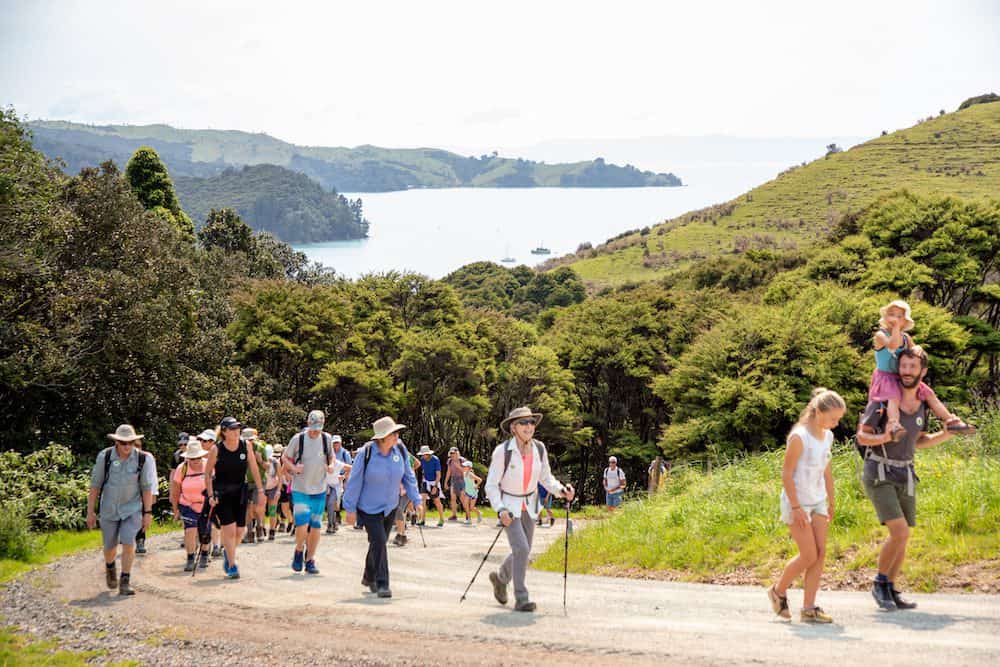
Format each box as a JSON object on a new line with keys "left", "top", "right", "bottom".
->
{"left": 0, "top": 504, "right": 36, "bottom": 560}
{"left": 0, "top": 444, "right": 91, "bottom": 531}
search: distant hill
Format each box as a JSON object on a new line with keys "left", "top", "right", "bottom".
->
{"left": 27, "top": 121, "right": 682, "bottom": 192}
{"left": 174, "top": 164, "right": 368, "bottom": 244}
{"left": 551, "top": 100, "right": 1000, "bottom": 287}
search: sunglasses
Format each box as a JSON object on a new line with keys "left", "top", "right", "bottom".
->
{"left": 514, "top": 419, "right": 536, "bottom": 426}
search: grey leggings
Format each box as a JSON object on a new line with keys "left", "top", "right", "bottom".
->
{"left": 498, "top": 511, "right": 536, "bottom": 603}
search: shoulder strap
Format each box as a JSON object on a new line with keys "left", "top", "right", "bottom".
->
{"left": 296, "top": 432, "right": 306, "bottom": 464}
{"left": 322, "top": 433, "right": 331, "bottom": 463}
{"left": 98, "top": 447, "right": 114, "bottom": 509}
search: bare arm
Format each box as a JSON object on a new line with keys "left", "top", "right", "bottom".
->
{"left": 856, "top": 424, "right": 892, "bottom": 447}
{"left": 824, "top": 462, "right": 835, "bottom": 519}
{"left": 203, "top": 448, "right": 218, "bottom": 500}
{"left": 915, "top": 430, "right": 955, "bottom": 450}
{"left": 781, "top": 435, "right": 804, "bottom": 508}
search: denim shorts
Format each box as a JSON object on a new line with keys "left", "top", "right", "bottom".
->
{"left": 606, "top": 491, "right": 623, "bottom": 507}
{"left": 179, "top": 504, "right": 201, "bottom": 530}
{"left": 779, "top": 496, "right": 829, "bottom": 525}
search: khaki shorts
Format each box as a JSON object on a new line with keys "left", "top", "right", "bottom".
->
{"left": 863, "top": 475, "right": 916, "bottom": 527}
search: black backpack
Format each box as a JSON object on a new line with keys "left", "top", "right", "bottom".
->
{"left": 97, "top": 446, "right": 149, "bottom": 512}
{"left": 295, "top": 431, "right": 332, "bottom": 465}
{"left": 855, "top": 402, "right": 887, "bottom": 460}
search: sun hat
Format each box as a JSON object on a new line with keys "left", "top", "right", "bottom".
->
{"left": 219, "top": 416, "right": 241, "bottom": 431}
{"left": 182, "top": 440, "right": 210, "bottom": 459}
{"left": 608, "top": 456, "right": 618, "bottom": 463}
{"left": 332, "top": 434, "right": 342, "bottom": 443}
{"left": 272, "top": 443, "right": 285, "bottom": 455}
{"left": 197, "top": 429, "right": 217, "bottom": 442}
{"left": 107, "top": 424, "right": 144, "bottom": 442}
{"left": 240, "top": 427, "right": 258, "bottom": 441}
{"left": 417, "top": 445, "right": 434, "bottom": 456}
{"left": 371, "top": 416, "right": 406, "bottom": 440}
{"left": 307, "top": 410, "right": 325, "bottom": 430}
{"left": 879, "top": 299, "right": 915, "bottom": 331}
{"left": 448, "top": 446, "right": 459, "bottom": 454}
{"left": 461, "top": 460, "right": 473, "bottom": 468}
{"left": 500, "top": 406, "right": 544, "bottom": 433}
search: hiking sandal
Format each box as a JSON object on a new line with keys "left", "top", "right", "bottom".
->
{"left": 800, "top": 606, "right": 833, "bottom": 623}
{"left": 945, "top": 418, "right": 976, "bottom": 434}
{"left": 767, "top": 585, "right": 790, "bottom": 619}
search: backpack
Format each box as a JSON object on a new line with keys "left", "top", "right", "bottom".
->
{"left": 604, "top": 466, "right": 625, "bottom": 480}
{"left": 499, "top": 440, "right": 546, "bottom": 512}
{"left": 855, "top": 401, "right": 887, "bottom": 461}
{"left": 295, "top": 431, "right": 332, "bottom": 465}
{"left": 97, "top": 446, "right": 148, "bottom": 512}
{"left": 354, "top": 441, "right": 409, "bottom": 497}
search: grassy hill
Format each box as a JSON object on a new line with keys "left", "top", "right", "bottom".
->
{"left": 27, "top": 121, "right": 681, "bottom": 192}
{"left": 174, "top": 164, "right": 368, "bottom": 243}
{"left": 555, "top": 101, "right": 1000, "bottom": 287}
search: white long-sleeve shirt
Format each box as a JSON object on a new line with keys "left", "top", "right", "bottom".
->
{"left": 485, "top": 438, "right": 565, "bottom": 519}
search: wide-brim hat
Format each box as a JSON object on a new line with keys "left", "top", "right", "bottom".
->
{"left": 182, "top": 440, "right": 210, "bottom": 459}
{"left": 372, "top": 416, "right": 406, "bottom": 440}
{"left": 501, "top": 406, "right": 543, "bottom": 433}
{"left": 107, "top": 424, "right": 144, "bottom": 442}
{"left": 417, "top": 445, "right": 434, "bottom": 456}
{"left": 240, "top": 427, "right": 258, "bottom": 441}
{"left": 880, "top": 300, "right": 915, "bottom": 331}
{"left": 272, "top": 443, "right": 285, "bottom": 455}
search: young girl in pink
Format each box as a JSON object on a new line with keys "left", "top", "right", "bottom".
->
{"left": 870, "top": 300, "right": 974, "bottom": 440}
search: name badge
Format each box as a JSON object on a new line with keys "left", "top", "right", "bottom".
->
{"left": 916, "top": 417, "right": 924, "bottom": 427}
{"left": 392, "top": 455, "right": 400, "bottom": 463}
{"left": 240, "top": 453, "right": 246, "bottom": 460}
{"left": 112, "top": 460, "right": 121, "bottom": 467}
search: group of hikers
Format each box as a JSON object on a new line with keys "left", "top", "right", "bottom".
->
{"left": 88, "top": 298, "right": 975, "bottom": 617}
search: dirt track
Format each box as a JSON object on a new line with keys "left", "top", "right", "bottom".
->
{"left": 23, "top": 520, "right": 1000, "bottom": 665}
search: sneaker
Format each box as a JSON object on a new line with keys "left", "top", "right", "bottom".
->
{"left": 890, "top": 586, "right": 918, "bottom": 610}
{"left": 325, "top": 527, "right": 336, "bottom": 534}
{"left": 354, "top": 524, "right": 363, "bottom": 530}
{"left": 105, "top": 563, "right": 118, "bottom": 589}
{"left": 305, "top": 560, "right": 320, "bottom": 575}
{"left": 436, "top": 520, "right": 444, "bottom": 528}
{"left": 514, "top": 600, "right": 536, "bottom": 612}
{"left": 410, "top": 514, "right": 417, "bottom": 526}
{"left": 211, "top": 545, "right": 221, "bottom": 559}
{"left": 477, "top": 514, "right": 482, "bottom": 524}
{"left": 222, "top": 547, "right": 230, "bottom": 572}
{"left": 268, "top": 529, "right": 275, "bottom": 541}
{"left": 292, "top": 549, "right": 304, "bottom": 572}
{"left": 118, "top": 573, "right": 135, "bottom": 596}
{"left": 377, "top": 586, "right": 392, "bottom": 598}
{"left": 257, "top": 525, "right": 266, "bottom": 540}
{"left": 767, "top": 585, "right": 791, "bottom": 620}
{"left": 536, "top": 518, "right": 543, "bottom": 526}
{"left": 135, "top": 538, "right": 146, "bottom": 555}
{"left": 464, "top": 519, "right": 472, "bottom": 525}
{"left": 417, "top": 520, "right": 426, "bottom": 527}
{"left": 199, "top": 551, "right": 209, "bottom": 569}
{"left": 448, "top": 516, "right": 458, "bottom": 522}
{"left": 184, "top": 555, "right": 196, "bottom": 572}
{"left": 800, "top": 606, "right": 833, "bottom": 623}
{"left": 227, "top": 564, "right": 240, "bottom": 579}
{"left": 489, "top": 571, "right": 508, "bottom": 605}
{"left": 549, "top": 516, "right": 555, "bottom": 528}
{"left": 872, "top": 580, "right": 897, "bottom": 611}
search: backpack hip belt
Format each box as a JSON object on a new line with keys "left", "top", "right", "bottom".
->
{"left": 868, "top": 453, "right": 915, "bottom": 496}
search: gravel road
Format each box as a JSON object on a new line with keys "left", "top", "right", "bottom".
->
{"left": 3, "top": 520, "right": 998, "bottom": 666}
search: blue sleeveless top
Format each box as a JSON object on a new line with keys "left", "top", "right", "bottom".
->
{"left": 874, "top": 329, "right": 910, "bottom": 373}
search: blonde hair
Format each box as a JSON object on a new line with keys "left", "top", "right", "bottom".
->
{"left": 796, "top": 387, "right": 846, "bottom": 426}
{"left": 878, "top": 299, "right": 915, "bottom": 332}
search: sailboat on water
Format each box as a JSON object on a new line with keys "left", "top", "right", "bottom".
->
{"left": 501, "top": 243, "right": 516, "bottom": 263}
{"left": 530, "top": 242, "right": 551, "bottom": 255}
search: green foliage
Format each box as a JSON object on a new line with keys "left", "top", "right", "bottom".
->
{"left": 0, "top": 504, "right": 36, "bottom": 560}
{"left": 125, "top": 146, "right": 194, "bottom": 239}
{"left": 957, "top": 92, "right": 999, "bottom": 111}
{"left": 0, "top": 444, "right": 90, "bottom": 531}
{"left": 176, "top": 164, "right": 368, "bottom": 243}
{"left": 443, "top": 261, "right": 586, "bottom": 320}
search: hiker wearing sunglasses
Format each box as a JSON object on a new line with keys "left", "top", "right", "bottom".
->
{"left": 485, "top": 406, "right": 575, "bottom": 612}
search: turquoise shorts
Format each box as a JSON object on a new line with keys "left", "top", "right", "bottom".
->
{"left": 292, "top": 491, "right": 327, "bottom": 529}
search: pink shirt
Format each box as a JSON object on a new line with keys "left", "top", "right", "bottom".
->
{"left": 173, "top": 460, "right": 207, "bottom": 513}
{"left": 521, "top": 446, "right": 533, "bottom": 511}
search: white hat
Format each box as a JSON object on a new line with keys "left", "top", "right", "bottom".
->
{"left": 197, "top": 429, "right": 217, "bottom": 441}
{"left": 417, "top": 445, "right": 434, "bottom": 456}
{"left": 240, "top": 427, "right": 258, "bottom": 441}
{"left": 107, "top": 424, "right": 144, "bottom": 442}
{"left": 371, "top": 416, "right": 406, "bottom": 440}
{"left": 461, "top": 460, "right": 473, "bottom": 468}
{"left": 608, "top": 456, "right": 618, "bottom": 463}
{"left": 272, "top": 443, "right": 285, "bottom": 455}
{"left": 879, "top": 300, "right": 915, "bottom": 331}
{"left": 332, "top": 434, "right": 342, "bottom": 443}
{"left": 182, "top": 440, "right": 210, "bottom": 459}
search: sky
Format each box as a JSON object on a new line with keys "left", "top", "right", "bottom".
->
{"left": 2, "top": 0, "right": 998, "bottom": 155}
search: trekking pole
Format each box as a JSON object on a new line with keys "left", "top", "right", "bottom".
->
{"left": 563, "top": 494, "right": 572, "bottom": 615}
{"left": 459, "top": 525, "right": 504, "bottom": 603}
{"left": 193, "top": 505, "right": 215, "bottom": 579}
{"left": 416, "top": 520, "right": 426, "bottom": 548}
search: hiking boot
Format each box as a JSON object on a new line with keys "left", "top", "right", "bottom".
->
{"left": 184, "top": 555, "right": 196, "bottom": 572}
{"left": 268, "top": 529, "right": 275, "bottom": 541}
{"left": 410, "top": 514, "right": 417, "bottom": 526}
{"left": 105, "top": 562, "right": 118, "bottom": 589}
{"left": 489, "top": 571, "right": 508, "bottom": 605}
{"left": 514, "top": 600, "right": 536, "bottom": 612}
{"left": 325, "top": 526, "right": 336, "bottom": 534}
{"left": 305, "top": 560, "right": 320, "bottom": 575}
{"left": 800, "top": 606, "right": 833, "bottom": 623}
{"left": 890, "top": 586, "right": 918, "bottom": 610}
{"left": 417, "top": 520, "right": 426, "bottom": 527}
{"left": 292, "top": 549, "right": 304, "bottom": 572}
{"left": 549, "top": 516, "right": 555, "bottom": 527}
{"left": 135, "top": 538, "right": 146, "bottom": 554}
{"left": 536, "top": 518, "right": 543, "bottom": 526}
{"left": 227, "top": 564, "right": 240, "bottom": 579}
{"left": 362, "top": 576, "right": 377, "bottom": 593}
{"left": 872, "top": 580, "right": 897, "bottom": 611}
{"left": 767, "top": 585, "right": 791, "bottom": 620}
{"left": 199, "top": 551, "right": 209, "bottom": 569}
{"left": 257, "top": 525, "right": 266, "bottom": 540}
{"left": 118, "top": 573, "right": 135, "bottom": 596}
{"left": 211, "top": 544, "right": 221, "bottom": 559}
{"left": 377, "top": 586, "right": 392, "bottom": 598}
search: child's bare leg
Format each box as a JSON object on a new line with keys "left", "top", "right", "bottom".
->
{"left": 776, "top": 520, "right": 819, "bottom": 596}
{"left": 802, "top": 515, "right": 829, "bottom": 608}
{"left": 887, "top": 399, "right": 901, "bottom": 430}
{"left": 925, "top": 392, "right": 953, "bottom": 423}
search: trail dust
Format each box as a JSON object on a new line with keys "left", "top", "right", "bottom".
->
{"left": 35, "top": 520, "right": 1000, "bottom": 665}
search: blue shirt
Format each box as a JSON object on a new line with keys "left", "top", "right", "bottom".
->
{"left": 90, "top": 447, "right": 158, "bottom": 521}
{"left": 342, "top": 442, "right": 422, "bottom": 516}
{"left": 333, "top": 446, "right": 353, "bottom": 465}
{"left": 537, "top": 483, "right": 550, "bottom": 500}
{"left": 420, "top": 455, "right": 442, "bottom": 484}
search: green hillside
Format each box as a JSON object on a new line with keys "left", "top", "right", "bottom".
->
{"left": 27, "top": 121, "right": 681, "bottom": 192}
{"left": 557, "top": 101, "right": 1000, "bottom": 287}
{"left": 174, "top": 164, "right": 368, "bottom": 243}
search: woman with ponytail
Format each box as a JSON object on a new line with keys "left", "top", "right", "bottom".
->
{"left": 767, "top": 388, "right": 845, "bottom": 623}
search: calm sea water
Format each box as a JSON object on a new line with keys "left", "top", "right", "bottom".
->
{"left": 295, "top": 162, "right": 784, "bottom": 279}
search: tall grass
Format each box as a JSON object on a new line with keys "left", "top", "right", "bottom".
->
{"left": 535, "top": 407, "right": 1000, "bottom": 592}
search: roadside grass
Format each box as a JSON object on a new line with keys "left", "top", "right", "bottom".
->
{"left": 0, "top": 626, "right": 141, "bottom": 667}
{"left": 535, "top": 423, "right": 1000, "bottom": 592}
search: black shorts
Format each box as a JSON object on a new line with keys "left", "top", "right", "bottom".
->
{"left": 279, "top": 486, "right": 291, "bottom": 505}
{"left": 215, "top": 490, "right": 247, "bottom": 528}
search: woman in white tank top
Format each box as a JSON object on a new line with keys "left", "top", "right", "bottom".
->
{"left": 767, "top": 388, "right": 845, "bottom": 624}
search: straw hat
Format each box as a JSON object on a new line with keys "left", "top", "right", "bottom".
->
{"left": 107, "top": 424, "right": 144, "bottom": 442}
{"left": 241, "top": 427, "right": 258, "bottom": 441}
{"left": 416, "top": 445, "right": 435, "bottom": 457}
{"left": 182, "top": 440, "right": 210, "bottom": 459}
{"left": 272, "top": 443, "right": 284, "bottom": 455}
{"left": 500, "top": 406, "right": 543, "bottom": 433}
{"left": 372, "top": 416, "right": 406, "bottom": 440}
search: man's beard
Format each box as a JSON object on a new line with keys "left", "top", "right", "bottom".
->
{"left": 900, "top": 374, "right": 920, "bottom": 389}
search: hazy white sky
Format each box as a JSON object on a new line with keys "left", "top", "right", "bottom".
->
{"left": 2, "top": 0, "right": 998, "bottom": 152}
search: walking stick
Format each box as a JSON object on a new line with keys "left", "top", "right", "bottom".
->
{"left": 459, "top": 525, "right": 504, "bottom": 603}
{"left": 416, "top": 520, "right": 426, "bottom": 548}
{"left": 193, "top": 504, "right": 215, "bottom": 579}
{"left": 563, "top": 497, "right": 570, "bottom": 614}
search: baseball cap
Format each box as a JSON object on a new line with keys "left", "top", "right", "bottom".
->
{"left": 307, "top": 410, "right": 325, "bottom": 429}
{"left": 448, "top": 446, "right": 458, "bottom": 453}
{"left": 219, "top": 416, "right": 241, "bottom": 430}
{"left": 461, "top": 460, "right": 473, "bottom": 468}
{"left": 177, "top": 432, "right": 190, "bottom": 444}
{"left": 608, "top": 456, "right": 618, "bottom": 463}
{"left": 197, "top": 429, "right": 216, "bottom": 441}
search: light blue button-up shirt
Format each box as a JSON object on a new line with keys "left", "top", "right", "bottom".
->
{"left": 342, "top": 442, "right": 422, "bottom": 516}
{"left": 90, "top": 447, "right": 158, "bottom": 521}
